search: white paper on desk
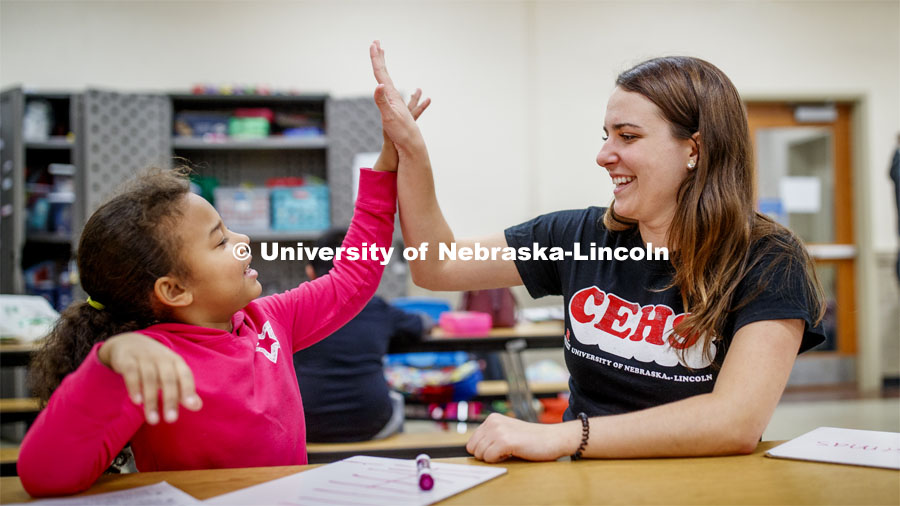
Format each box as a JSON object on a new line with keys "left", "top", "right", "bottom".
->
{"left": 6, "top": 481, "right": 200, "bottom": 506}
{"left": 205, "top": 456, "right": 507, "bottom": 506}
{"left": 766, "top": 427, "right": 900, "bottom": 469}
{"left": 0, "top": 294, "right": 59, "bottom": 342}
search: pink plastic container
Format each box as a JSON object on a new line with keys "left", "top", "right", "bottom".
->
{"left": 438, "top": 311, "right": 493, "bottom": 336}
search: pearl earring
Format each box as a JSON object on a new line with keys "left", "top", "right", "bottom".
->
{"left": 687, "top": 159, "right": 696, "bottom": 169}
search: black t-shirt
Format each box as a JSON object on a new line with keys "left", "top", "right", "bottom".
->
{"left": 505, "top": 207, "right": 825, "bottom": 420}
{"left": 293, "top": 296, "right": 424, "bottom": 442}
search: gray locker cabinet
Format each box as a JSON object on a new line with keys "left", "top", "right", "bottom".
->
{"left": 0, "top": 88, "right": 82, "bottom": 444}
{"left": 326, "top": 97, "right": 407, "bottom": 300}
{"left": 0, "top": 89, "right": 81, "bottom": 297}
{"left": 81, "top": 90, "right": 173, "bottom": 218}
{"left": 0, "top": 89, "right": 25, "bottom": 294}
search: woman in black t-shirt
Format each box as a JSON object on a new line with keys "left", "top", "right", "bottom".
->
{"left": 369, "top": 41, "right": 825, "bottom": 462}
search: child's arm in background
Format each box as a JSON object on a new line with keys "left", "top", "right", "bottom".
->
{"left": 370, "top": 41, "right": 523, "bottom": 292}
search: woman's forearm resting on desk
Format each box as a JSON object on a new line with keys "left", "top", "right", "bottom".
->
{"left": 467, "top": 319, "right": 804, "bottom": 462}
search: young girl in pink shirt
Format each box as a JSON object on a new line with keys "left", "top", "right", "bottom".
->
{"left": 19, "top": 88, "right": 430, "bottom": 497}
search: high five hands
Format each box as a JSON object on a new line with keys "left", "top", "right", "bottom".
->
{"left": 370, "top": 40, "right": 430, "bottom": 156}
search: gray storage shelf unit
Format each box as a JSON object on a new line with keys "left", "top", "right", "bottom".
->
{"left": 172, "top": 136, "right": 328, "bottom": 150}
{"left": 1, "top": 88, "right": 407, "bottom": 303}
{"left": 169, "top": 92, "right": 407, "bottom": 299}
{"left": 170, "top": 92, "right": 330, "bottom": 296}
{"left": 0, "top": 88, "right": 83, "bottom": 446}
{"left": 0, "top": 88, "right": 82, "bottom": 301}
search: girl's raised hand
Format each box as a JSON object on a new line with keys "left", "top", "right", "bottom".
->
{"left": 98, "top": 332, "right": 203, "bottom": 425}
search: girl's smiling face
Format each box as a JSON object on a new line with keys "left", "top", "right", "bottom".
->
{"left": 175, "top": 193, "right": 262, "bottom": 326}
{"left": 596, "top": 87, "right": 697, "bottom": 232}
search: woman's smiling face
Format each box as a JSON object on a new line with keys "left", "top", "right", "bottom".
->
{"left": 596, "top": 87, "right": 696, "bottom": 230}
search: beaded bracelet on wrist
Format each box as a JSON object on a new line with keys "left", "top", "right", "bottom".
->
{"left": 571, "top": 412, "right": 589, "bottom": 461}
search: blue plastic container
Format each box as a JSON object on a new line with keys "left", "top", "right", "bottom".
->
{"left": 391, "top": 297, "right": 451, "bottom": 321}
{"left": 270, "top": 185, "right": 330, "bottom": 231}
{"left": 388, "top": 297, "right": 462, "bottom": 368}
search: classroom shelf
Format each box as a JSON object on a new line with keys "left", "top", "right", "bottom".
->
{"left": 243, "top": 230, "right": 326, "bottom": 242}
{"left": 173, "top": 136, "right": 327, "bottom": 151}
{"left": 24, "top": 137, "right": 72, "bottom": 150}
{"left": 25, "top": 233, "right": 72, "bottom": 244}
{"left": 169, "top": 93, "right": 329, "bottom": 104}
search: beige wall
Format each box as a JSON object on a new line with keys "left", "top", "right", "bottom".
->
{"left": 3, "top": 0, "right": 897, "bottom": 247}
{"left": 2, "top": 0, "right": 898, "bottom": 374}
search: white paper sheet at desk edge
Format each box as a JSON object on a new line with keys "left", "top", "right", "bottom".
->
{"left": 204, "top": 455, "right": 507, "bottom": 506}
{"left": 6, "top": 481, "right": 200, "bottom": 506}
{"left": 765, "top": 426, "right": 900, "bottom": 470}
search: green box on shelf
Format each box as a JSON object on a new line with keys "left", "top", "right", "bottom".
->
{"left": 270, "top": 186, "right": 330, "bottom": 231}
{"left": 228, "top": 117, "right": 270, "bottom": 139}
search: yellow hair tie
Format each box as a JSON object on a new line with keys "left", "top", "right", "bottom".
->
{"left": 86, "top": 296, "right": 105, "bottom": 311}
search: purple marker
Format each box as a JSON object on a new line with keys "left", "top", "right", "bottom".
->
{"left": 416, "top": 453, "right": 434, "bottom": 491}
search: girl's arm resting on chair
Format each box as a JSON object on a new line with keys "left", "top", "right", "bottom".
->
{"left": 18, "top": 342, "right": 144, "bottom": 497}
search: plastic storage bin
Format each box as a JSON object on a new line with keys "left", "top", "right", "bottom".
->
{"left": 389, "top": 297, "right": 457, "bottom": 368}
{"left": 174, "top": 111, "right": 229, "bottom": 138}
{"left": 390, "top": 297, "right": 452, "bottom": 321}
{"left": 439, "top": 311, "right": 493, "bottom": 336}
{"left": 384, "top": 361, "right": 483, "bottom": 404}
{"left": 228, "top": 117, "right": 270, "bottom": 139}
{"left": 270, "top": 185, "right": 329, "bottom": 231}
{"left": 214, "top": 187, "right": 270, "bottom": 231}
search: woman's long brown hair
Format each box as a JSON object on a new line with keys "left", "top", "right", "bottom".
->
{"left": 603, "top": 56, "right": 826, "bottom": 365}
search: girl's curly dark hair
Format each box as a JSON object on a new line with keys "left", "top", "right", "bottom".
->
{"left": 29, "top": 167, "right": 192, "bottom": 405}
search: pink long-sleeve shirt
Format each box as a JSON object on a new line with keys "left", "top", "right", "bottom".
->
{"left": 18, "top": 168, "right": 397, "bottom": 497}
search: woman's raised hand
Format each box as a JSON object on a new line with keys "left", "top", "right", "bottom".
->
{"left": 370, "top": 40, "right": 428, "bottom": 150}
{"left": 98, "top": 332, "right": 203, "bottom": 425}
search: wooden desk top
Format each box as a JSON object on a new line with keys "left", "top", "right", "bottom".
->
{"left": 2, "top": 442, "right": 897, "bottom": 505}
{"left": 0, "top": 398, "right": 40, "bottom": 413}
{"left": 389, "top": 320, "right": 565, "bottom": 353}
{"left": 0, "top": 343, "right": 38, "bottom": 353}
{"left": 0, "top": 342, "right": 37, "bottom": 367}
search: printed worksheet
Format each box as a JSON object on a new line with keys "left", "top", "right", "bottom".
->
{"left": 205, "top": 456, "right": 507, "bottom": 505}
{"left": 6, "top": 482, "right": 200, "bottom": 506}
{"left": 766, "top": 426, "right": 900, "bottom": 469}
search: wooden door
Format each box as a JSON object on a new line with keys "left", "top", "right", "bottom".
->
{"left": 746, "top": 102, "right": 855, "bottom": 357}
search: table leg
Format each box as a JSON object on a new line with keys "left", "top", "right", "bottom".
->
{"left": 499, "top": 339, "right": 538, "bottom": 422}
